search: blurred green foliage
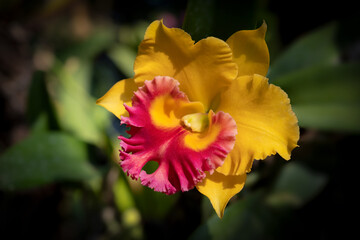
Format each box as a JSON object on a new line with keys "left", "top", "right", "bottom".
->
{"left": 190, "top": 162, "right": 327, "bottom": 239}
{"left": 0, "top": 0, "right": 359, "bottom": 239}
{"left": 0, "top": 132, "right": 99, "bottom": 191}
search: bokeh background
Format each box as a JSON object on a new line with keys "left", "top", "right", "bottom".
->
{"left": 1, "top": 0, "right": 359, "bottom": 239}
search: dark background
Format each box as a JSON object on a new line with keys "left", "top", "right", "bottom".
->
{"left": 1, "top": 0, "right": 358, "bottom": 239}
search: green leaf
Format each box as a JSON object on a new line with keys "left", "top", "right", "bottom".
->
{"left": 47, "top": 58, "right": 110, "bottom": 146}
{"left": 277, "top": 63, "right": 360, "bottom": 131}
{"left": 269, "top": 22, "right": 339, "bottom": 80}
{"left": 183, "top": 0, "right": 260, "bottom": 41}
{"left": 0, "top": 132, "right": 99, "bottom": 191}
{"left": 117, "top": 21, "right": 148, "bottom": 48}
{"left": 191, "top": 163, "right": 327, "bottom": 239}
{"left": 113, "top": 175, "right": 136, "bottom": 212}
{"left": 190, "top": 192, "right": 274, "bottom": 240}
{"left": 108, "top": 44, "right": 136, "bottom": 78}
{"left": 293, "top": 104, "right": 360, "bottom": 132}
{"left": 182, "top": 0, "right": 216, "bottom": 41}
{"left": 57, "top": 25, "right": 116, "bottom": 60}
{"left": 266, "top": 162, "right": 327, "bottom": 208}
{"left": 132, "top": 186, "right": 179, "bottom": 220}
{"left": 30, "top": 113, "right": 49, "bottom": 134}
{"left": 27, "top": 71, "right": 59, "bottom": 130}
{"left": 113, "top": 173, "right": 144, "bottom": 239}
{"left": 268, "top": 22, "right": 360, "bottom": 132}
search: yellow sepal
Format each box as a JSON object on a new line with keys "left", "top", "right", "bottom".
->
{"left": 96, "top": 78, "right": 138, "bottom": 119}
{"left": 226, "top": 21, "right": 270, "bottom": 77}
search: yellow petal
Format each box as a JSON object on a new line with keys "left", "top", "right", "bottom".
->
{"left": 218, "top": 74, "right": 299, "bottom": 169}
{"left": 226, "top": 21, "right": 269, "bottom": 77}
{"left": 96, "top": 78, "right": 138, "bottom": 119}
{"left": 197, "top": 171, "right": 246, "bottom": 218}
{"left": 198, "top": 74, "right": 299, "bottom": 217}
{"left": 134, "top": 20, "right": 238, "bottom": 110}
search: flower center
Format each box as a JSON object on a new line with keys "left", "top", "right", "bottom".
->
{"left": 181, "top": 113, "right": 209, "bottom": 133}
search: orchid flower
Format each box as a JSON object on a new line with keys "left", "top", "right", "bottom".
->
{"left": 97, "top": 20, "right": 299, "bottom": 218}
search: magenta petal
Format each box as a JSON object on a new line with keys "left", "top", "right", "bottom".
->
{"left": 119, "top": 76, "right": 237, "bottom": 194}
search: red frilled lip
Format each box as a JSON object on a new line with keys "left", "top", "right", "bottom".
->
{"left": 119, "top": 76, "right": 237, "bottom": 194}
